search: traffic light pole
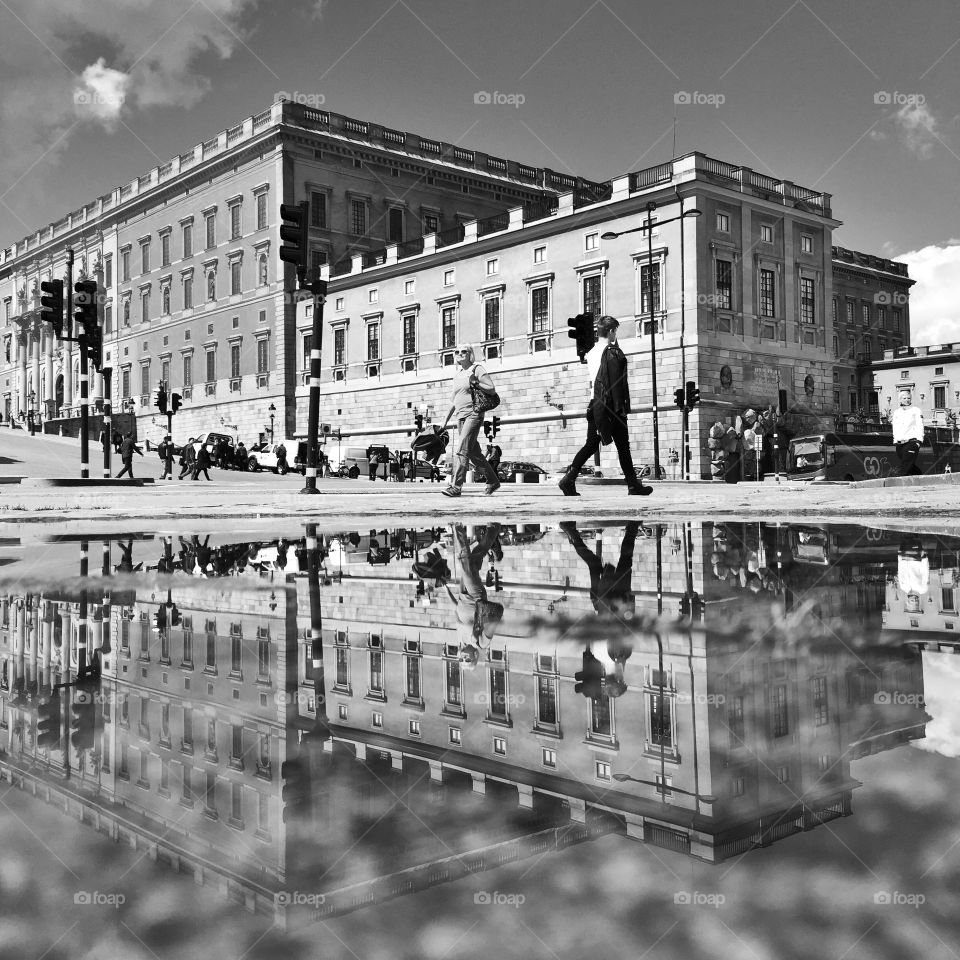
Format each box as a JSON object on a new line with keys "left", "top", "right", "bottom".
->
{"left": 79, "top": 330, "right": 89, "bottom": 479}
{"left": 301, "top": 280, "right": 328, "bottom": 495}
{"left": 102, "top": 367, "right": 112, "bottom": 478}
{"left": 166, "top": 401, "right": 174, "bottom": 480}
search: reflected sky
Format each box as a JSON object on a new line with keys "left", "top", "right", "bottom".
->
{"left": 0, "top": 520, "right": 958, "bottom": 959}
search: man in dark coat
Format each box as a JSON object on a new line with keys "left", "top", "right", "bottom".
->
{"left": 192, "top": 441, "right": 212, "bottom": 481}
{"left": 158, "top": 435, "right": 174, "bottom": 480}
{"left": 559, "top": 315, "right": 651, "bottom": 496}
{"left": 178, "top": 438, "right": 196, "bottom": 479}
{"left": 116, "top": 433, "right": 143, "bottom": 479}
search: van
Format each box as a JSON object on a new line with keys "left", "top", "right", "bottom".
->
{"left": 333, "top": 445, "right": 391, "bottom": 479}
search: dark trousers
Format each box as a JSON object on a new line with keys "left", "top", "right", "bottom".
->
{"left": 178, "top": 462, "right": 193, "bottom": 479}
{"left": 193, "top": 466, "right": 211, "bottom": 481}
{"left": 896, "top": 440, "right": 921, "bottom": 476}
{"left": 116, "top": 458, "right": 134, "bottom": 479}
{"left": 569, "top": 405, "right": 637, "bottom": 485}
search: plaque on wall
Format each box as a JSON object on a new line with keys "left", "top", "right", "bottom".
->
{"left": 804, "top": 374, "right": 815, "bottom": 397}
{"left": 719, "top": 365, "right": 733, "bottom": 389}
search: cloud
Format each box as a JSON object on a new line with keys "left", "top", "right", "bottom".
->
{"left": 890, "top": 100, "right": 940, "bottom": 158}
{"left": 73, "top": 58, "right": 128, "bottom": 128}
{"left": 898, "top": 240, "right": 960, "bottom": 345}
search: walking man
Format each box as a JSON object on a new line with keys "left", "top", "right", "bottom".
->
{"left": 275, "top": 441, "right": 288, "bottom": 474}
{"left": 116, "top": 432, "right": 143, "bottom": 480}
{"left": 439, "top": 345, "right": 500, "bottom": 497}
{"left": 192, "top": 441, "right": 213, "bottom": 481}
{"left": 178, "top": 438, "right": 196, "bottom": 479}
{"left": 892, "top": 388, "right": 924, "bottom": 476}
{"left": 158, "top": 435, "right": 174, "bottom": 480}
{"left": 559, "top": 315, "right": 652, "bottom": 497}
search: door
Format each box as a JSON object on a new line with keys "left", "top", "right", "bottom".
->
{"left": 55, "top": 375, "right": 64, "bottom": 415}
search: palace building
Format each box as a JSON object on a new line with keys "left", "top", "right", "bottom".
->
{"left": 0, "top": 100, "right": 913, "bottom": 477}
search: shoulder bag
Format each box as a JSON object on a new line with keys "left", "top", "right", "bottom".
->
{"left": 469, "top": 364, "right": 500, "bottom": 413}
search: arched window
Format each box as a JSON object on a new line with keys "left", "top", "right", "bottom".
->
{"left": 258, "top": 254, "right": 268, "bottom": 286}
{"left": 207, "top": 272, "right": 216, "bottom": 302}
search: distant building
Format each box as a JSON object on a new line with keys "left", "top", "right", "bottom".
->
{"left": 869, "top": 343, "right": 960, "bottom": 429}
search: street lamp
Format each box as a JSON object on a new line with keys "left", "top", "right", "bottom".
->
{"left": 268, "top": 403, "right": 276, "bottom": 444}
{"left": 602, "top": 201, "right": 701, "bottom": 480}
{"left": 27, "top": 389, "right": 37, "bottom": 436}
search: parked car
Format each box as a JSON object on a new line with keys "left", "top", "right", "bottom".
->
{"left": 497, "top": 460, "right": 548, "bottom": 483}
{"left": 247, "top": 441, "right": 295, "bottom": 474}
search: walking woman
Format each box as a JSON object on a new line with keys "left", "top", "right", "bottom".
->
{"left": 439, "top": 345, "right": 500, "bottom": 497}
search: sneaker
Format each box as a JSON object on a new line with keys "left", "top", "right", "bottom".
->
{"left": 627, "top": 484, "right": 653, "bottom": 496}
{"left": 484, "top": 481, "right": 501, "bottom": 496}
{"left": 441, "top": 487, "right": 461, "bottom": 498}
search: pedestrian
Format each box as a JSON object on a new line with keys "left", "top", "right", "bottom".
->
{"left": 116, "top": 432, "right": 143, "bottom": 480}
{"left": 158, "top": 435, "right": 174, "bottom": 480}
{"left": 235, "top": 441, "right": 248, "bottom": 471}
{"left": 892, "top": 388, "right": 924, "bottom": 476}
{"left": 558, "top": 315, "right": 652, "bottom": 497}
{"left": 112, "top": 428, "right": 123, "bottom": 455}
{"left": 439, "top": 345, "right": 500, "bottom": 497}
{"left": 275, "top": 441, "right": 288, "bottom": 474}
{"left": 192, "top": 441, "right": 213, "bottom": 481}
{"left": 368, "top": 446, "right": 380, "bottom": 481}
{"left": 486, "top": 441, "right": 502, "bottom": 475}
{"left": 178, "top": 438, "right": 196, "bottom": 479}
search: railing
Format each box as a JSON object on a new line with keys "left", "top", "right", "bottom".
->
{"left": 701, "top": 157, "right": 741, "bottom": 182}
{"left": 363, "top": 249, "right": 386, "bottom": 268}
{"left": 476, "top": 213, "right": 509, "bottom": 237}
{"left": 330, "top": 258, "right": 353, "bottom": 277}
{"left": 486, "top": 156, "right": 507, "bottom": 172}
{"left": 382, "top": 127, "right": 405, "bottom": 144}
{"left": 252, "top": 109, "right": 272, "bottom": 131}
{"left": 420, "top": 138, "right": 441, "bottom": 154}
{"left": 225, "top": 124, "right": 244, "bottom": 145}
{"left": 138, "top": 175, "right": 151, "bottom": 190}
{"left": 435, "top": 224, "right": 465, "bottom": 249}
{"left": 120, "top": 184, "right": 133, "bottom": 198}
{"left": 343, "top": 118, "right": 368, "bottom": 134}
{"left": 158, "top": 161, "right": 173, "bottom": 178}
{"left": 522, "top": 197, "right": 559, "bottom": 222}
{"left": 452, "top": 147, "right": 474, "bottom": 163}
{"left": 303, "top": 108, "right": 329, "bottom": 124}
{"left": 396, "top": 236, "right": 424, "bottom": 259}
{"left": 629, "top": 162, "right": 672, "bottom": 191}
{"left": 201, "top": 137, "right": 219, "bottom": 153}
{"left": 750, "top": 172, "right": 779, "bottom": 193}
{"left": 549, "top": 172, "right": 576, "bottom": 190}
{"left": 517, "top": 163, "right": 538, "bottom": 181}
{"left": 573, "top": 182, "right": 613, "bottom": 208}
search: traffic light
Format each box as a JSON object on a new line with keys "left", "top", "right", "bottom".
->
{"left": 169, "top": 603, "right": 181, "bottom": 627}
{"left": 39, "top": 279, "right": 64, "bottom": 339}
{"left": 155, "top": 386, "right": 168, "bottom": 415}
{"left": 153, "top": 604, "right": 167, "bottom": 632}
{"left": 86, "top": 320, "right": 103, "bottom": 371}
{"left": 279, "top": 201, "right": 309, "bottom": 287}
{"left": 778, "top": 389, "right": 788, "bottom": 414}
{"left": 574, "top": 650, "right": 604, "bottom": 698}
{"left": 491, "top": 416, "right": 501, "bottom": 439}
{"left": 170, "top": 392, "right": 182, "bottom": 414}
{"left": 567, "top": 313, "right": 595, "bottom": 362}
{"left": 70, "top": 689, "right": 96, "bottom": 753}
{"left": 674, "top": 387, "right": 685, "bottom": 409}
{"left": 37, "top": 691, "right": 63, "bottom": 751}
{"left": 414, "top": 412, "right": 424, "bottom": 432}
{"left": 484, "top": 568, "right": 502, "bottom": 591}
{"left": 74, "top": 279, "right": 102, "bottom": 370}
{"left": 685, "top": 381, "right": 700, "bottom": 408}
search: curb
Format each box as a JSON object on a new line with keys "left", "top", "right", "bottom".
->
{"left": 852, "top": 473, "right": 960, "bottom": 489}
{"left": 18, "top": 478, "right": 156, "bottom": 487}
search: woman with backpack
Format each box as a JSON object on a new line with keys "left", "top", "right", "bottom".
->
{"left": 439, "top": 344, "right": 500, "bottom": 497}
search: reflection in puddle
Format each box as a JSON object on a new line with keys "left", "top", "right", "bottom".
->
{"left": 0, "top": 521, "right": 959, "bottom": 951}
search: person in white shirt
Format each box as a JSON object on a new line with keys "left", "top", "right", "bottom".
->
{"left": 891, "top": 389, "right": 924, "bottom": 476}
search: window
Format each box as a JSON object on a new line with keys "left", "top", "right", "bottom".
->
{"left": 879, "top": 337, "right": 887, "bottom": 353}
{"left": 801, "top": 234, "right": 813, "bottom": 253}
{"left": 942, "top": 587, "right": 956, "bottom": 611}
{"left": 641, "top": 262, "right": 661, "bottom": 314}
{"left": 230, "top": 261, "right": 241, "bottom": 296}
{"left": 205, "top": 213, "right": 216, "bottom": 249}
{"left": 182, "top": 223, "right": 192, "bottom": 258}
{"left": 716, "top": 212, "right": 729, "bottom": 232}
{"left": 862, "top": 303, "right": 870, "bottom": 326}
{"left": 863, "top": 335, "right": 872, "bottom": 358}
{"left": 121, "top": 367, "right": 130, "bottom": 398}
{"left": 402, "top": 313, "right": 417, "bottom": 355}
{"left": 832, "top": 298, "right": 838, "bottom": 324}
{"left": 483, "top": 298, "right": 500, "bottom": 342}
{"left": 584, "top": 232, "right": 598, "bottom": 251}
{"left": 582, "top": 274, "right": 601, "bottom": 320}
{"left": 537, "top": 674, "right": 557, "bottom": 725}
{"left": 443, "top": 269, "right": 455, "bottom": 286}
{"left": 368, "top": 649, "right": 383, "bottom": 693}
{"left": 846, "top": 300, "right": 855, "bottom": 323}
{"left": 759, "top": 268, "right": 775, "bottom": 318}
{"left": 230, "top": 343, "right": 241, "bottom": 379}
{"left": 878, "top": 305, "right": 887, "bottom": 327}
{"left": 230, "top": 204, "right": 241, "bottom": 240}
{"left": 892, "top": 308, "right": 902, "bottom": 331}
{"left": 595, "top": 761, "right": 611, "bottom": 781}
{"left": 301, "top": 333, "right": 312, "bottom": 369}
{"left": 533, "top": 245, "right": 546, "bottom": 263}
{"left": 367, "top": 323, "right": 379, "bottom": 362}
{"left": 488, "top": 667, "right": 507, "bottom": 719}
{"left": 405, "top": 655, "right": 421, "bottom": 700}
{"left": 206, "top": 349, "right": 216, "bottom": 383}
{"left": 760, "top": 224, "right": 773, "bottom": 243}
{"left": 207, "top": 272, "right": 216, "bottom": 302}
{"left": 441, "top": 305, "right": 457, "bottom": 350}
{"left": 335, "top": 647, "right": 349, "bottom": 688}
{"left": 493, "top": 736, "right": 506, "bottom": 755}
{"left": 715, "top": 260, "right": 732, "bottom": 310}
{"left": 104, "top": 255, "right": 112, "bottom": 288}
{"left": 771, "top": 684, "right": 789, "bottom": 738}
{"left": 531, "top": 286, "right": 549, "bottom": 334}
{"left": 934, "top": 385, "right": 946, "bottom": 409}
{"left": 541, "top": 748, "right": 557, "bottom": 768}
{"left": 368, "top": 288, "right": 378, "bottom": 304}
{"left": 161, "top": 287, "right": 170, "bottom": 316}
{"left": 727, "top": 695, "right": 744, "bottom": 746}
{"left": 258, "top": 253, "right": 268, "bottom": 286}
{"left": 449, "top": 727, "right": 461, "bottom": 745}
{"left": 161, "top": 234, "right": 170, "bottom": 267}
{"left": 161, "top": 358, "right": 171, "bottom": 386}
{"left": 800, "top": 277, "right": 815, "bottom": 324}
{"left": 121, "top": 249, "right": 130, "bottom": 282}
{"left": 141, "top": 290, "right": 150, "bottom": 323}
{"left": 812, "top": 676, "right": 829, "bottom": 726}
{"left": 104, "top": 304, "right": 113, "bottom": 334}
{"left": 388, "top": 207, "right": 403, "bottom": 243}
{"left": 832, "top": 335, "right": 839, "bottom": 357}
{"left": 445, "top": 659, "right": 462, "bottom": 707}
{"left": 183, "top": 354, "right": 193, "bottom": 387}
{"left": 183, "top": 276, "right": 193, "bottom": 310}
{"left": 656, "top": 774, "right": 672, "bottom": 798}
{"left": 423, "top": 213, "right": 439, "bottom": 235}
{"left": 649, "top": 693, "right": 672, "bottom": 748}
{"left": 351, "top": 200, "right": 366, "bottom": 236}
{"left": 256, "top": 193, "right": 267, "bottom": 230}
{"left": 404, "top": 279, "right": 415, "bottom": 296}
{"left": 333, "top": 327, "right": 346, "bottom": 367}
{"left": 372, "top": 711, "right": 383, "bottom": 729}
{"left": 257, "top": 338, "right": 269, "bottom": 375}
{"left": 409, "top": 719, "right": 421, "bottom": 736}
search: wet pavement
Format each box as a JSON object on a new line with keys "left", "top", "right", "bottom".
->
{"left": 1, "top": 519, "right": 959, "bottom": 959}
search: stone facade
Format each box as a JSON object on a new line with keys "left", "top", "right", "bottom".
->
{"left": 869, "top": 342, "right": 960, "bottom": 429}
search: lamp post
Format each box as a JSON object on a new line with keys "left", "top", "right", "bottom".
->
{"left": 268, "top": 403, "right": 276, "bottom": 444}
{"left": 602, "top": 202, "right": 701, "bottom": 481}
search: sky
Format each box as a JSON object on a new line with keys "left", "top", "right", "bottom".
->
{"left": 0, "top": 0, "right": 958, "bottom": 343}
